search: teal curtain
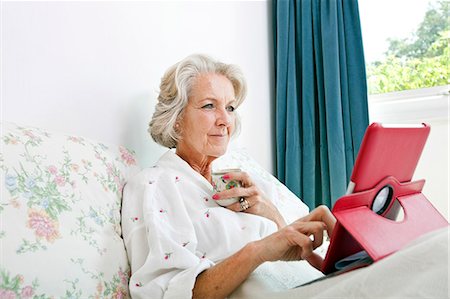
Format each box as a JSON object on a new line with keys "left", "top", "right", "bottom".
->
{"left": 273, "top": 0, "right": 369, "bottom": 209}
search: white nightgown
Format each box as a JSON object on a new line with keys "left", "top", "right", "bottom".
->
{"left": 121, "top": 150, "right": 320, "bottom": 299}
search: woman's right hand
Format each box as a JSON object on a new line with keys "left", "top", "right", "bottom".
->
{"left": 253, "top": 205, "right": 335, "bottom": 271}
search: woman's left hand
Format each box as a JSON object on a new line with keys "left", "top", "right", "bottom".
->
{"left": 213, "top": 171, "right": 287, "bottom": 229}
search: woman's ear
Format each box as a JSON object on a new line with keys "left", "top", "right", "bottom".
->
{"left": 174, "top": 121, "right": 183, "bottom": 136}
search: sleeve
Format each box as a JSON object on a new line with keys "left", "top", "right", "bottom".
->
{"left": 121, "top": 170, "right": 214, "bottom": 299}
{"left": 244, "top": 166, "right": 310, "bottom": 225}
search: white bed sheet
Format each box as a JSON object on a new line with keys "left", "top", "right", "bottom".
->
{"left": 231, "top": 227, "right": 449, "bottom": 299}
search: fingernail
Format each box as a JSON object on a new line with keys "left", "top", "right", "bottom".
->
{"left": 221, "top": 174, "right": 230, "bottom": 180}
{"left": 212, "top": 194, "right": 220, "bottom": 200}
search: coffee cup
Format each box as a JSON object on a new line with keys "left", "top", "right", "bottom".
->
{"left": 211, "top": 168, "right": 242, "bottom": 206}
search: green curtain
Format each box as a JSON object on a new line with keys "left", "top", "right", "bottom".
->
{"left": 273, "top": 0, "right": 369, "bottom": 209}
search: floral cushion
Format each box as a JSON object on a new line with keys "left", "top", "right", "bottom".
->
{"left": 0, "top": 122, "right": 140, "bottom": 298}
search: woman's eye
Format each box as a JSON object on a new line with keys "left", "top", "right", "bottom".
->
{"left": 202, "top": 104, "right": 214, "bottom": 109}
{"left": 226, "top": 106, "right": 235, "bottom": 112}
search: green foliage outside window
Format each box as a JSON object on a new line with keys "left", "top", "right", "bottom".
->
{"left": 366, "top": 1, "right": 449, "bottom": 94}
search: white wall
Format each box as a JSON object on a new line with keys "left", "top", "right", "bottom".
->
{"left": 1, "top": 1, "right": 275, "bottom": 172}
{"left": 5, "top": 1, "right": 447, "bottom": 219}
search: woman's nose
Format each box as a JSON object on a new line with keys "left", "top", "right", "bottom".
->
{"left": 216, "top": 108, "right": 233, "bottom": 126}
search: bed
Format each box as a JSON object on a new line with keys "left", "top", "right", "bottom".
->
{"left": 231, "top": 227, "right": 449, "bottom": 298}
{"left": 1, "top": 121, "right": 448, "bottom": 298}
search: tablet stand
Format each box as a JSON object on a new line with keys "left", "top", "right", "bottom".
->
{"left": 322, "top": 176, "right": 449, "bottom": 274}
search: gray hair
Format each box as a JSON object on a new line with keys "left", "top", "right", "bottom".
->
{"left": 149, "top": 54, "right": 247, "bottom": 148}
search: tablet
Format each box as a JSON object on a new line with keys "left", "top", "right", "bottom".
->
{"left": 320, "top": 122, "right": 431, "bottom": 275}
{"left": 346, "top": 123, "right": 430, "bottom": 195}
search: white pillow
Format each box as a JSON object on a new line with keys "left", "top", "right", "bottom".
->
{"left": 213, "top": 148, "right": 310, "bottom": 224}
{"left": 1, "top": 122, "right": 140, "bottom": 298}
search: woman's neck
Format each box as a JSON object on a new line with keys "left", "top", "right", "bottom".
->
{"left": 175, "top": 148, "right": 215, "bottom": 183}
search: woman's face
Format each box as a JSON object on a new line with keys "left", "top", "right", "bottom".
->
{"left": 177, "top": 72, "right": 237, "bottom": 159}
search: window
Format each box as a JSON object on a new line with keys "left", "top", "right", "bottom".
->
{"left": 359, "top": 0, "right": 449, "bottom": 220}
{"left": 360, "top": 0, "right": 448, "bottom": 94}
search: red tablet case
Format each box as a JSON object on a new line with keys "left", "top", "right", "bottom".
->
{"left": 349, "top": 123, "right": 430, "bottom": 193}
{"left": 321, "top": 123, "right": 449, "bottom": 274}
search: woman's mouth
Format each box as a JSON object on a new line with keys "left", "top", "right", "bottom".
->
{"left": 209, "top": 134, "right": 227, "bottom": 139}
{"left": 209, "top": 132, "right": 227, "bottom": 137}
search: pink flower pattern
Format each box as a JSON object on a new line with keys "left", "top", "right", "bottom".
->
{"left": 2, "top": 123, "right": 138, "bottom": 297}
{"left": 112, "top": 285, "right": 128, "bottom": 299}
{"left": 54, "top": 175, "right": 66, "bottom": 187}
{"left": 27, "top": 209, "right": 60, "bottom": 242}
{"left": 67, "top": 136, "right": 84, "bottom": 144}
{"left": 20, "top": 286, "right": 34, "bottom": 299}
{"left": 47, "top": 165, "right": 58, "bottom": 175}
{"left": 119, "top": 146, "right": 137, "bottom": 166}
{"left": 118, "top": 269, "right": 128, "bottom": 286}
{"left": 0, "top": 289, "right": 16, "bottom": 299}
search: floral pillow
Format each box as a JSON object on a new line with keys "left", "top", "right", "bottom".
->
{"left": 0, "top": 122, "right": 140, "bottom": 298}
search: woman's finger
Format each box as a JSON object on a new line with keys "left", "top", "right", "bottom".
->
{"left": 310, "top": 225, "right": 324, "bottom": 249}
{"left": 286, "top": 230, "right": 314, "bottom": 259}
{"left": 291, "top": 221, "right": 326, "bottom": 249}
{"left": 297, "top": 205, "right": 336, "bottom": 237}
{"left": 226, "top": 199, "right": 248, "bottom": 212}
{"left": 304, "top": 252, "right": 324, "bottom": 271}
{"left": 213, "top": 185, "right": 258, "bottom": 201}
{"left": 222, "top": 171, "right": 253, "bottom": 187}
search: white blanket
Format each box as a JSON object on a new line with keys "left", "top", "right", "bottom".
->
{"left": 231, "top": 227, "right": 449, "bottom": 298}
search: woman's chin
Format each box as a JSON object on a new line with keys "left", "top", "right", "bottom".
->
{"left": 208, "top": 146, "right": 228, "bottom": 158}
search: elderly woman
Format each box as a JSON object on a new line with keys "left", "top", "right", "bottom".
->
{"left": 121, "top": 54, "right": 335, "bottom": 299}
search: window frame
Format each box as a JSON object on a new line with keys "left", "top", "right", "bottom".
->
{"left": 368, "top": 85, "right": 450, "bottom": 124}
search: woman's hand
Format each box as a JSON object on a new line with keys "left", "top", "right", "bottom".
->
{"left": 192, "top": 206, "right": 336, "bottom": 298}
{"left": 298, "top": 205, "right": 336, "bottom": 237}
{"left": 212, "top": 171, "right": 287, "bottom": 228}
{"left": 254, "top": 205, "right": 336, "bottom": 271}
